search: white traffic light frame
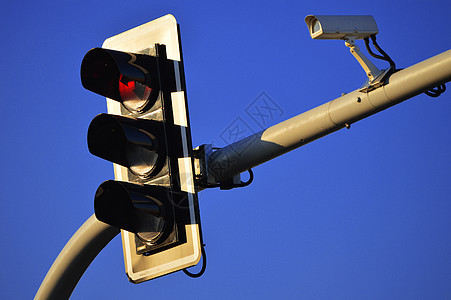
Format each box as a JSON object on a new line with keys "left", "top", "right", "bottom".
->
{"left": 101, "top": 14, "right": 202, "bottom": 283}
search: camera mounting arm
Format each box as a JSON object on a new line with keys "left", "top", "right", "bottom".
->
{"left": 345, "top": 38, "right": 382, "bottom": 81}
{"left": 345, "top": 38, "right": 392, "bottom": 92}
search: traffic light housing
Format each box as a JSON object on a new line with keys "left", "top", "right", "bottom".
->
{"left": 81, "top": 15, "right": 202, "bottom": 283}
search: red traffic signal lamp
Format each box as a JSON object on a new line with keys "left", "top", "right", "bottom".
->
{"left": 81, "top": 15, "right": 202, "bottom": 283}
{"left": 81, "top": 47, "right": 177, "bottom": 113}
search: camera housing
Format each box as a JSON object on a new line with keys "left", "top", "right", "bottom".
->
{"left": 305, "top": 15, "right": 378, "bottom": 40}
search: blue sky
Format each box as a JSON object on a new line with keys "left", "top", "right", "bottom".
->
{"left": 1, "top": 1, "right": 451, "bottom": 299}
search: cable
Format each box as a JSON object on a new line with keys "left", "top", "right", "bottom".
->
{"left": 425, "top": 84, "right": 447, "bottom": 98}
{"left": 370, "top": 35, "right": 396, "bottom": 71}
{"left": 364, "top": 36, "right": 396, "bottom": 70}
{"left": 364, "top": 35, "right": 446, "bottom": 98}
{"left": 219, "top": 169, "right": 254, "bottom": 189}
{"left": 364, "top": 37, "right": 386, "bottom": 61}
{"left": 183, "top": 244, "right": 207, "bottom": 278}
{"left": 234, "top": 169, "right": 254, "bottom": 188}
{"left": 208, "top": 169, "right": 254, "bottom": 190}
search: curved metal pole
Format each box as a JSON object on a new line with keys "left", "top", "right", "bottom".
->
{"left": 35, "top": 214, "right": 120, "bottom": 300}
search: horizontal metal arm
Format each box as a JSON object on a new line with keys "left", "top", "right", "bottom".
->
{"left": 208, "top": 50, "right": 451, "bottom": 182}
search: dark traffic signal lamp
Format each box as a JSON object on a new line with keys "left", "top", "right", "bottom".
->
{"left": 87, "top": 113, "right": 179, "bottom": 254}
{"left": 81, "top": 23, "right": 202, "bottom": 282}
{"left": 94, "top": 180, "right": 187, "bottom": 253}
{"left": 87, "top": 114, "right": 166, "bottom": 182}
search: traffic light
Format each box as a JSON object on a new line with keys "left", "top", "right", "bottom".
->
{"left": 81, "top": 15, "right": 202, "bottom": 283}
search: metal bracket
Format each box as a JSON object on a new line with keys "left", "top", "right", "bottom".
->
{"left": 193, "top": 144, "right": 214, "bottom": 190}
{"left": 345, "top": 38, "right": 391, "bottom": 93}
{"left": 193, "top": 144, "right": 241, "bottom": 190}
{"left": 359, "top": 67, "right": 392, "bottom": 93}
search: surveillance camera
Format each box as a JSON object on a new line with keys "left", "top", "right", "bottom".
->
{"left": 305, "top": 15, "right": 378, "bottom": 40}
